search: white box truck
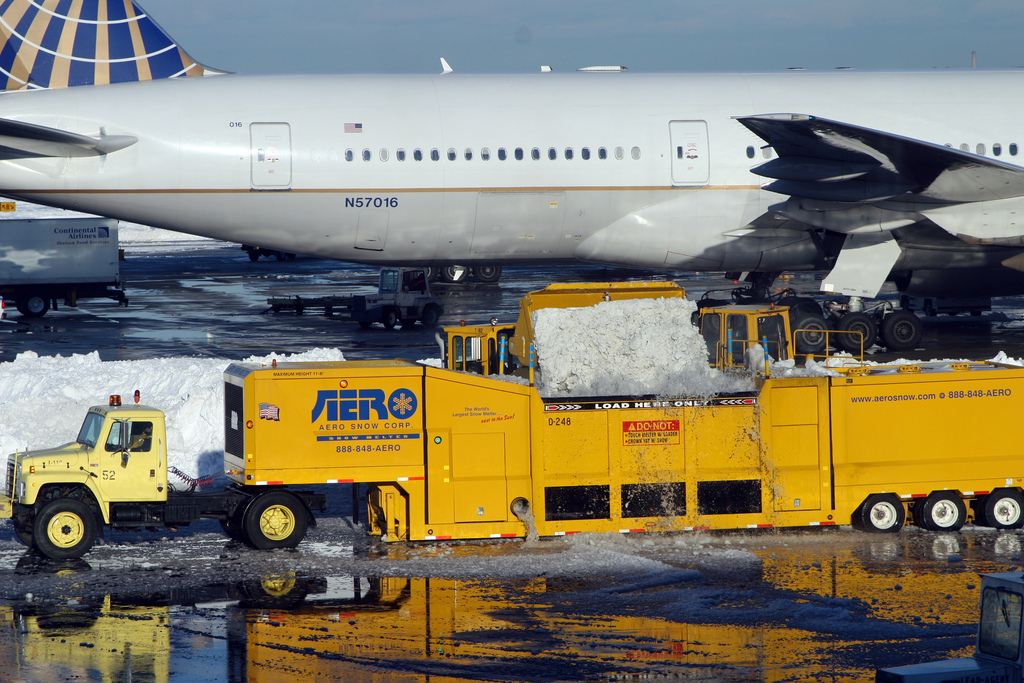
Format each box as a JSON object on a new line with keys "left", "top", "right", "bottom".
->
{"left": 0, "top": 218, "right": 127, "bottom": 317}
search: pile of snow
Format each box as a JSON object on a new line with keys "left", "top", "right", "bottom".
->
{"left": 0, "top": 348, "right": 345, "bottom": 479}
{"left": 532, "top": 297, "right": 753, "bottom": 397}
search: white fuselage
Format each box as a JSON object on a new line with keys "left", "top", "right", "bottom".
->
{"left": 0, "top": 69, "right": 1021, "bottom": 274}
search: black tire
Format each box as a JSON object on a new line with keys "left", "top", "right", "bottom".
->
{"left": 835, "top": 312, "right": 877, "bottom": 353}
{"left": 13, "top": 520, "right": 33, "bottom": 547}
{"left": 17, "top": 295, "right": 49, "bottom": 318}
{"left": 247, "top": 251, "right": 260, "bottom": 262}
{"left": 242, "top": 491, "right": 309, "bottom": 550}
{"left": 420, "top": 304, "right": 441, "bottom": 328}
{"left": 855, "top": 494, "right": 905, "bottom": 533}
{"left": 473, "top": 265, "right": 502, "bottom": 284}
{"left": 274, "top": 252, "right": 286, "bottom": 261}
{"left": 382, "top": 308, "right": 399, "bottom": 330}
{"left": 441, "top": 265, "right": 469, "bottom": 283}
{"left": 357, "top": 320, "right": 373, "bottom": 329}
{"left": 880, "top": 311, "right": 923, "bottom": 352}
{"left": 791, "top": 313, "right": 828, "bottom": 354}
{"left": 219, "top": 510, "right": 246, "bottom": 542}
{"left": 914, "top": 492, "right": 966, "bottom": 531}
{"left": 32, "top": 498, "right": 98, "bottom": 560}
{"left": 977, "top": 489, "right": 1024, "bottom": 529}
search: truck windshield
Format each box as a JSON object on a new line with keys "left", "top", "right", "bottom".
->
{"left": 379, "top": 270, "right": 399, "bottom": 293}
{"left": 978, "top": 586, "right": 1023, "bottom": 661}
{"left": 76, "top": 412, "right": 105, "bottom": 449}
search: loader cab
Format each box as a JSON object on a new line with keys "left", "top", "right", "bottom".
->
{"left": 696, "top": 305, "right": 792, "bottom": 371}
{"left": 445, "top": 323, "right": 517, "bottom": 375}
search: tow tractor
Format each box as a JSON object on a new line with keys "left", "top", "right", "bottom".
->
{"left": 267, "top": 266, "right": 443, "bottom": 328}
{"left": 877, "top": 572, "right": 1024, "bottom": 683}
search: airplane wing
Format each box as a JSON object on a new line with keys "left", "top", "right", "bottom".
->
{"left": 0, "top": 118, "right": 136, "bottom": 158}
{"left": 737, "top": 113, "right": 1024, "bottom": 297}
{"left": 736, "top": 113, "right": 1024, "bottom": 205}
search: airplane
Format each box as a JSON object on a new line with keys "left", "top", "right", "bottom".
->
{"left": 0, "top": 0, "right": 1023, "bottom": 352}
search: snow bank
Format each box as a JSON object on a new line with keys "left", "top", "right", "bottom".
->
{"left": 532, "top": 297, "right": 753, "bottom": 397}
{"left": 0, "top": 348, "right": 345, "bottom": 478}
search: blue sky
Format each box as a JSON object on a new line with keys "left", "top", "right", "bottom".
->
{"left": 144, "top": 1, "right": 1024, "bottom": 75}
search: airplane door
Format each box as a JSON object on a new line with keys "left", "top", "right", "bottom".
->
{"left": 669, "top": 120, "right": 709, "bottom": 186}
{"left": 250, "top": 123, "right": 292, "bottom": 190}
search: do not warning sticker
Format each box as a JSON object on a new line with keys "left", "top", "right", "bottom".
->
{"left": 622, "top": 420, "right": 680, "bottom": 447}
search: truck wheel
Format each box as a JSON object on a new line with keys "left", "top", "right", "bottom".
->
{"left": 835, "top": 312, "right": 877, "bottom": 353}
{"left": 219, "top": 511, "right": 246, "bottom": 542}
{"left": 855, "top": 494, "right": 905, "bottom": 533}
{"left": 473, "top": 265, "right": 502, "bottom": 284}
{"left": 880, "top": 311, "right": 923, "bottom": 351}
{"left": 977, "top": 489, "right": 1024, "bottom": 529}
{"left": 382, "top": 308, "right": 399, "bottom": 329}
{"left": 243, "top": 491, "right": 308, "bottom": 550}
{"left": 16, "top": 295, "right": 49, "bottom": 318}
{"left": 33, "top": 498, "right": 98, "bottom": 559}
{"left": 13, "top": 520, "right": 33, "bottom": 547}
{"left": 914, "top": 492, "right": 966, "bottom": 531}
{"left": 791, "top": 313, "right": 828, "bottom": 354}
{"left": 420, "top": 304, "right": 441, "bottom": 328}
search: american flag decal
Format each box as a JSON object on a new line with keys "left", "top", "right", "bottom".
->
{"left": 344, "top": 123, "right": 363, "bottom": 133}
{"left": 259, "top": 403, "right": 280, "bottom": 421}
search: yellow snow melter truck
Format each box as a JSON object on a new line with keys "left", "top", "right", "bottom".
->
{"left": 3, "top": 282, "right": 1024, "bottom": 559}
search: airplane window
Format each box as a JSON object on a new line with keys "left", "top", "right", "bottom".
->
{"left": 582, "top": 147, "right": 591, "bottom": 160}
{"left": 565, "top": 148, "right": 574, "bottom": 160}
{"left": 447, "top": 148, "right": 457, "bottom": 161}
{"left": 465, "top": 148, "right": 473, "bottom": 161}
{"left": 762, "top": 147, "right": 772, "bottom": 159}
{"left": 345, "top": 149, "right": 354, "bottom": 162}
{"left": 614, "top": 146, "right": 624, "bottom": 160}
{"left": 515, "top": 147, "right": 524, "bottom": 160}
{"left": 532, "top": 148, "right": 541, "bottom": 160}
{"left": 548, "top": 147, "right": 557, "bottom": 160}
{"left": 362, "top": 149, "right": 371, "bottom": 161}
{"left": 379, "top": 149, "right": 389, "bottom": 162}
{"left": 994, "top": 143, "right": 1002, "bottom": 157}
{"left": 414, "top": 149, "right": 423, "bottom": 161}
{"left": 977, "top": 143, "right": 987, "bottom": 156}
{"left": 397, "top": 149, "right": 406, "bottom": 161}
{"left": 431, "top": 149, "right": 440, "bottom": 161}
{"left": 481, "top": 148, "right": 490, "bottom": 160}
{"left": 598, "top": 147, "right": 607, "bottom": 160}
{"left": 960, "top": 143, "right": 969, "bottom": 152}
{"left": 746, "top": 146, "right": 755, "bottom": 159}
{"left": 498, "top": 148, "right": 507, "bottom": 160}
{"left": 1012, "top": 144, "right": 1019, "bottom": 156}
{"left": 631, "top": 146, "right": 641, "bottom": 160}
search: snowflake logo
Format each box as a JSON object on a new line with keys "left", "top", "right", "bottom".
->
{"left": 389, "top": 389, "right": 418, "bottom": 419}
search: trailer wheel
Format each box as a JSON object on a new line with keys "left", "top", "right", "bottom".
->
{"left": 977, "top": 489, "right": 1024, "bottom": 529}
{"left": 855, "top": 494, "right": 905, "bottom": 533}
{"left": 243, "top": 491, "right": 308, "bottom": 550}
{"left": 835, "top": 312, "right": 877, "bottom": 353}
{"left": 32, "top": 498, "right": 98, "bottom": 559}
{"left": 914, "top": 492, "right": 966, "bottom": 531}
{"left": 420, "top": 304, "right": 441, "bottom": 328}
{"left": 880, "top": 311, "right": 923, "bottom": 352}
{"left": 16, "top": 294, "right": 49, "bottom": 318}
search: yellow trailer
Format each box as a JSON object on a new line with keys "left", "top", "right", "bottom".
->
{"left": 225, "top": 357, "right": 1024, "bottom": 543}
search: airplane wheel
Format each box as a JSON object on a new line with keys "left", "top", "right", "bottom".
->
{"left": 441, "top": 265, "right": 469, "bottom": 283}
{"left": 855, "top": 494, "right": 905, "bottom": 533}
{"left": 913, "top": 492, "right": 966, "bottom": 531}
{"left": 382, "top": 308, "right": 399, "bottom": 329}
{"left": 880, "top": 311, "right": 922, "bottom": 351}
{"left": 835, "top": 312, "right": 877, "bottom": 353}
{"left": 791, "top": 313, "right": 828, "bottom": 354}
{"left": 473, "top": 265, "right": 502, "bottom": 284}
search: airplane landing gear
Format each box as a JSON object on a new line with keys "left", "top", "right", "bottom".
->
{"left": 824, "top": 297, "right": 923, "bottom": 353}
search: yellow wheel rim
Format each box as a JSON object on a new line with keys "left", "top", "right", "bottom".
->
{"left": 260, "top": 575, "right": 297, "bottom": 597}
{"left": 259, "top": 504, "right": 295, "bottom": 541}
{"left": 46, "top": 511, "right": 85, "bottom": 549}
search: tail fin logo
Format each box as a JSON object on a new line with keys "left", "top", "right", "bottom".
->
{"left": 0, "top": 0, "right": 213, "bottom": 91}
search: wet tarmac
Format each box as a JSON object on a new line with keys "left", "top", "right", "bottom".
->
{"left": 5, "top": 239, "right": 1024, "bottom": 682}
